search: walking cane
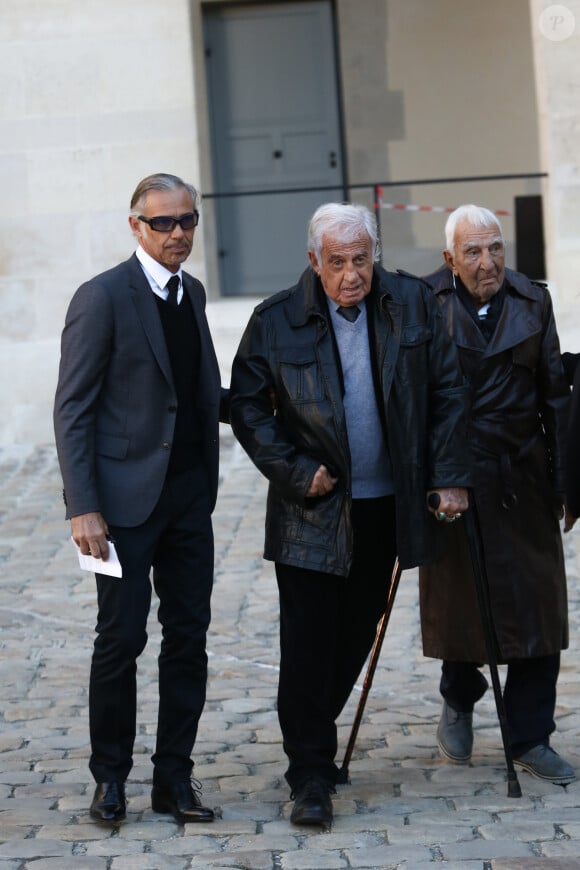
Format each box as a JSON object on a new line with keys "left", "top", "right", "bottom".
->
{"left": 429, "top": 492, "right": 522, "bottom": 798}
{"left": 338, "top": 556, "right": 403, "bottom": 783}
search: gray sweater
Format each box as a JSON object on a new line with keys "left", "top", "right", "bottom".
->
{"left": 329, "top": 301, "right": 394, "bottom": 498}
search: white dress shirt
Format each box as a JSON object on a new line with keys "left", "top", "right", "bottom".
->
{"left": 135, "top": 245, "right": 184, "bottom": 304}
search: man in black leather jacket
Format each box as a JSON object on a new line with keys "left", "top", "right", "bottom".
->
{"left": 230, "top": 203, "right": 471, "bottom": 827}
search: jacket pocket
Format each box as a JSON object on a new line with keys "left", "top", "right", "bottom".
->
{"left": 398, "top": 324, "right": 432, "bottom": 384}
{"left": 291, "top": 500, "right": 332, "bottom": 549}
{"left": 279, "top": 355, "right": 325, "bottom": 404}
{"left": 96, "top": 432, "right": 130, "bottom": 460}
{"left": 400, "top": 324, "right": 432, "bottom": 347}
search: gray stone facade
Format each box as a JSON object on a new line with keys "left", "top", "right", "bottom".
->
{"left": 1, "top": 0, "right": 579, "bottom": 445}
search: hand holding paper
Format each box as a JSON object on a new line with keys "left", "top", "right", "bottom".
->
{"left": 71, "top": 537, "right": 123, "bottom": 578}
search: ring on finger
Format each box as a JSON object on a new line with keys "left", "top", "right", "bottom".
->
{"left": 436, "top": 511, "right": 446, "bottom": 522}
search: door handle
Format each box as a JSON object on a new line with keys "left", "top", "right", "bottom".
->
{"left": 273, "top": 150, "right": 283, "bottom": 159}
{"left": 329, "top": 151, "right": 337, "bottom": 168}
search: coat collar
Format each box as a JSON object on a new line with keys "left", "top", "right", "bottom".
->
{"left": 426, "top": 265, "right": 539, "bottom": 301}
{"left": 288, "top": 266, "right": 325, "bottom": 327}
{"left": 286, "top": 264, "right": 396, "bottom": 328}
{"left": 427, "top": 265, "right": 542, "bottom": 355}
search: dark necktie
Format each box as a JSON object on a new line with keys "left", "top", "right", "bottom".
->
{"left": 337, "top": 305, "right": 360, "bottom": 322}
{"left": 166, "top": 275, "right": 180, "bottom": 308}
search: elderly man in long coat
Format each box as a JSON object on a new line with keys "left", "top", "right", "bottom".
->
{"left": 419, "top": 204, "right": 574, "bottom": 785}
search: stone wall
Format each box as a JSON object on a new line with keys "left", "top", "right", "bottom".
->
{"left": 336, "top": 0, "right": 541, "bottom": 274}
{"left": 1, "top": 0, "right": 576, "bottom": 445}
{"left": 530, "top": 0, "right": 580, "bottom": 348}
{"left": 0, "top": 0, "right": 204, "bottom": 444}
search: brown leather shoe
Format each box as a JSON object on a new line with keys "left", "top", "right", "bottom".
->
{"left": 89, "top": 781, "right": 126, "bottom": 824}
{"left": 151, "top": 779, "right": 215, "bottom": 823}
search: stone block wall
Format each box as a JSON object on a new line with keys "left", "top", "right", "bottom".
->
{"left": 1, "top": 0, "right": 578, "bottom": 445}
{"left": 530, "top": 0, "right": 580, "bottom": 346}
{"left": 0, "top": 0, "right": 205, "bottom": 444}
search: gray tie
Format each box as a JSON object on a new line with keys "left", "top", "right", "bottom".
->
{"left": 337, "top": 305, "right": 360, "bottom": 322}
{"left": 166, "top": 275, "right": 180, "bottom": 308}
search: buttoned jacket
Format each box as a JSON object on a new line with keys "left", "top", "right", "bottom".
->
{"left": 54, "top": 254, "right": 226, "bottom": 526}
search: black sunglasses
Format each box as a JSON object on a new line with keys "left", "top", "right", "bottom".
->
{"left": 138, "top": 210, "right": 199, "bottom": 232}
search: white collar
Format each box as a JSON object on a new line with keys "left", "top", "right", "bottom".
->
{"left": 136, "top": 246, "right": 183, "bottom": 297}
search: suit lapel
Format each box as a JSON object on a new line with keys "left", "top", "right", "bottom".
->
{"left": 128, "top": 256, "right": 174, "bottom": 388}
{"left": 182, "top": 273, "right": 220, "bottom": 406}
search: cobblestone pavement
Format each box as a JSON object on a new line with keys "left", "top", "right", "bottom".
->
{"left": 2, "top": 437, "right": 580, "bottom": 870}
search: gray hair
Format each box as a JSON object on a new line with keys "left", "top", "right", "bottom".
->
{"left": 445, "top": 204, "right": 503, "bottom": 254}
{"left": 130, "top": 173, "right": 199, "bottom": 214}
{"left": 307, "top": 202, "right": 380, "bottom": 263}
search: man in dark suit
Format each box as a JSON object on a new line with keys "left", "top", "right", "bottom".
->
{"left": 54, "top": 173, "right": 228, "bottom": 825}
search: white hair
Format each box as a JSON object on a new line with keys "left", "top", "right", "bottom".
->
{"left": 307, "top": 202, "right": 380, "bottom": 263}
{"left": 445, "top": 204, "right": 503, "bottom": 254}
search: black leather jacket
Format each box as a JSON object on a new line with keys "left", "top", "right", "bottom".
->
{"left": 230, "top": 265, "right": 471, "bottom": 575}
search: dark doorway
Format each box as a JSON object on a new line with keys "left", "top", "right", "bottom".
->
{"left": 204, "top": 1, "right": 345, "bottom": 295}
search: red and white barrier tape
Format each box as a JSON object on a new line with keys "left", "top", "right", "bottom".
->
{"left": 375, "top": 198, "right": 510, "bottom": 217}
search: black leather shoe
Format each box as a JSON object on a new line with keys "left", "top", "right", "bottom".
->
{"left": 290, "top": 778, "right": 334, "bottom": 828}
{"left": 90, "top": 781, "right": 126, "bottom": 824}
{"left": 151, "top": 779, "right": 215, "bottom": 823}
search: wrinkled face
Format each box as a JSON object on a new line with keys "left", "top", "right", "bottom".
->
{"left": 444, "top": 220, "right": 505, "bottom": 305}
{"left": 128, "top": 186, "right": 195, "bottom": 272}
{"left": 308, "top": 232, "right": 374, "bottom": 307}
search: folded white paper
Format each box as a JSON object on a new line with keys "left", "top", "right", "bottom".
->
{"left": 71, "top": 537, "right": 123, "bottom": 578}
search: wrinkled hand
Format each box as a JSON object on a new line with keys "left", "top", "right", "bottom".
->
{"left": 307, "top": 464, "right": 338, "bottom": 497}
{"left": 427, "top": 487, "right": 469, "bottom": 522}
{"left": 71, "top": 511, "right": 110, "bottom": 560}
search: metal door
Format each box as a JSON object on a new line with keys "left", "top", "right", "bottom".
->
{"left": 204, "top": 1, "right": 345, "bottom": 296}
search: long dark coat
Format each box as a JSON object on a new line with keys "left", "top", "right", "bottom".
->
{"left": 419, "top": 266, "right": 569, "bottom": 662}
{"left": 564, "top": 353, "right": 580, "bottom": 517}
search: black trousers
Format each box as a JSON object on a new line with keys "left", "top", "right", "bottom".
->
{"left": 440, "top": 654, "right": 560, "bottom": 756}
{"left": 89, "top": 464, "right": 214, "bottom": 785}
{"left": 275, "top": 496, "right": 397, "bottom": 791}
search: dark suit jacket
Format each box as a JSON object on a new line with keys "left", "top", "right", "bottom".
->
{"left": 54, "top": 254, "right": 227, "bottom": 526}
